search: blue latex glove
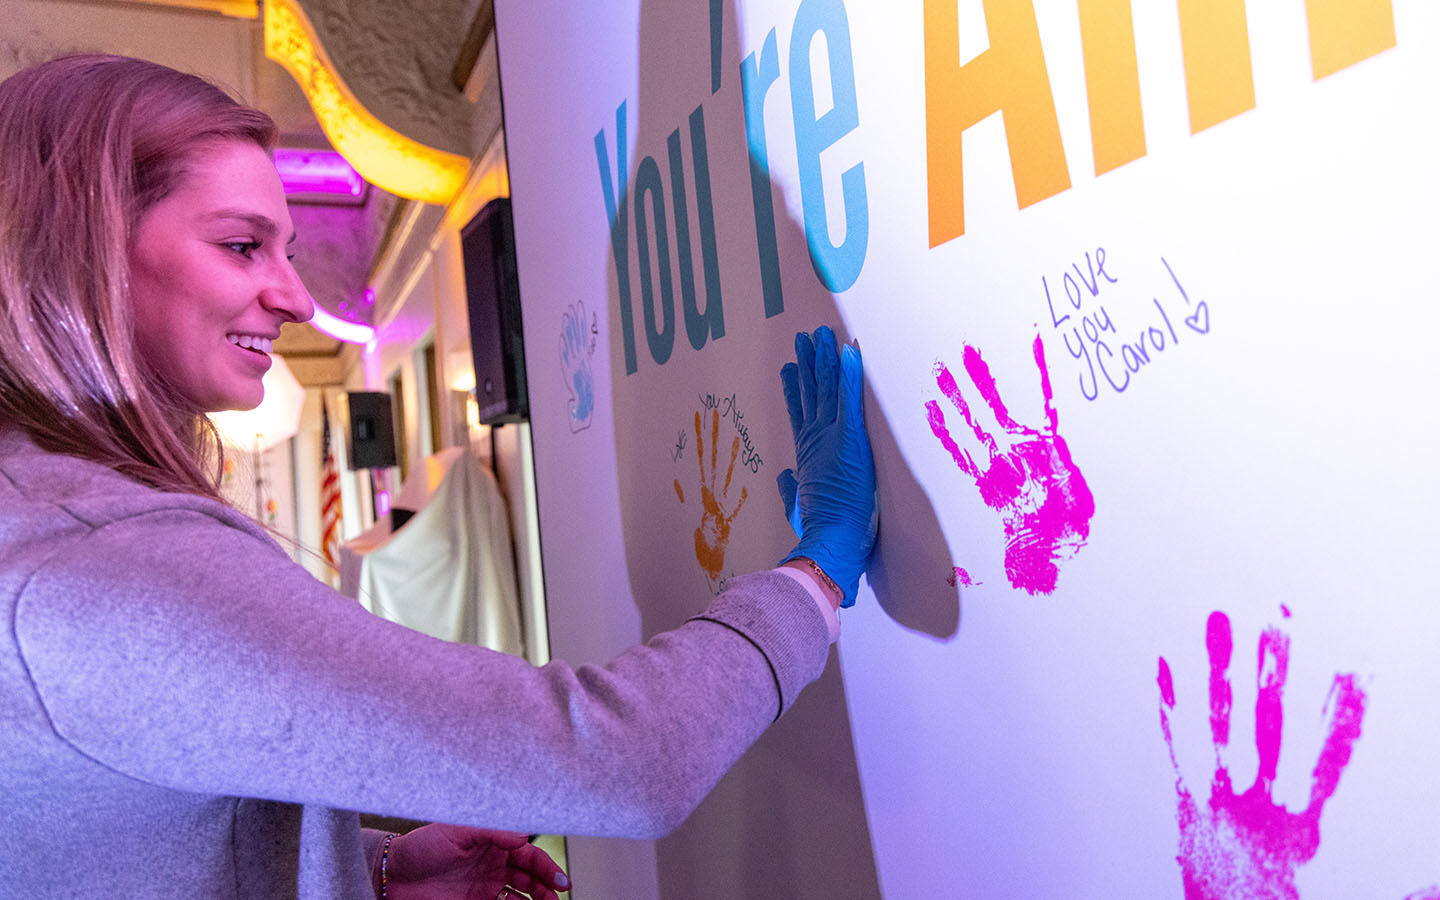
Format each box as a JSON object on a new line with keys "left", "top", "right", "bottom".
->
{"left": 777, "top": 326, "right": 877, "bottom": 607}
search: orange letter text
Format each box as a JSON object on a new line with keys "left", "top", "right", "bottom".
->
{"left": 1306, "top": 0, "right": 1395, "bottom": 80}
{"left": 924, "top": 0, "right": 1071, "bottom": 248}
{"left": 1078, "top": 0, "right": 1146, "bottom": 175}
{"left": 1177, "top": 0, "right": 1255, "bottom": 134}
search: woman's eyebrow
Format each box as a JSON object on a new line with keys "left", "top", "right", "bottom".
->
{"left": 203, "top": 209, "right": 282, "bottom": 239}
{"left": 202, "top": 209, "right": 298, "bottom": 245}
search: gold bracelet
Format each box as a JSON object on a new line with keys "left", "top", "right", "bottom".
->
{"left": 796, "top": 557, "right": 842, "bottom": 602}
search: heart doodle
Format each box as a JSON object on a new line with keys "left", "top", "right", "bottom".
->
{"left": 1185, "top": 300, "right": 1210, "bottom": 335}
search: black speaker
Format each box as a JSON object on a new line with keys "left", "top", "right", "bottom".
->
{"left": 341, "top": 391, "right": 398, "bottom": 470}
{"left": 461, "top": 197, "right": 528, "bottom": 424}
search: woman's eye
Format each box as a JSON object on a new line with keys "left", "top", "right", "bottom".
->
{"left": 224, "top": 240, "right": 262, "bottom": 258}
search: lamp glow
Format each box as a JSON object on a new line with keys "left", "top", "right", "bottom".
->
{"left": 446, "top": 349, "right": 476, "bottom": 392}
{"left": 310, "top": 305, "right": 375, "bottom": 344}
{"left": 263, "top": 0, "right": 469, "bottom": 205}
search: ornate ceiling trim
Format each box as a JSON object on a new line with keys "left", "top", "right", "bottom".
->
{"left": 263, "top": 0, "right": 470, "bottom": 205}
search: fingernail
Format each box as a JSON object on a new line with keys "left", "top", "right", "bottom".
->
{"left": 555, "top": 872, "right": 569, "bottom": 888}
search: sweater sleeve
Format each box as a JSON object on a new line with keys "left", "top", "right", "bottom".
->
{"left": 15, "top": 507, "right": 831, "bottom": 839}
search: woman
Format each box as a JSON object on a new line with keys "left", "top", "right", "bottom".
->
{"left": 0, "top": 55, "right": 877, "bottom": 899}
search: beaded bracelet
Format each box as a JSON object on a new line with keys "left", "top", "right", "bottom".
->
{"left": 379, "top": 832, "right": 397, "bottom": 900}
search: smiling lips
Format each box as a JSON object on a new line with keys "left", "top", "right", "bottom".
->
{"left": 227, "top": 333, "right": 274, "bottom": 354}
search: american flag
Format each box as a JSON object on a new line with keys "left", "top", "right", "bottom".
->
{"left": 320, "top": 394, "right": 343, "bottom": 569}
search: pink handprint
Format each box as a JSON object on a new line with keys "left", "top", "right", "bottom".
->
{"left": 1156, "top": 611, "right": 1367, "bottom": 899}
{"left": 925, "top": 334, "right": 1094, "bottom": 594}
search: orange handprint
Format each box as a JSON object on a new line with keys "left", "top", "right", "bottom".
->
{"left": 674, "top": 408, "right": 749, "bottom": 585}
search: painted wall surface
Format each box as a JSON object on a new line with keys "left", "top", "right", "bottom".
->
{"left": 0, "top": 0, "right": 254, "bottom": 93}
{"left": 495, "top": 1, "right": 1440, "bottom": 897}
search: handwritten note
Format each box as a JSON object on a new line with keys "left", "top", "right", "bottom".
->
{"left": 1043, "top": 249, "right": 1212, "bottom": 401}
{"left": 673, "top": 392, "right": 766, "bottom": 589}
{"left": 699, "top": 391, "right": 764, "bottom": 474}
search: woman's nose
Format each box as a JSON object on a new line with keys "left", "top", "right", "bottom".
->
{"left": 262, "top": 259, "right": 316, "bottom": 324}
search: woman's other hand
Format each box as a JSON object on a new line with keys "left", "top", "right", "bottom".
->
{"left": 382, "top": 824, "right": 569, "bottom": 900}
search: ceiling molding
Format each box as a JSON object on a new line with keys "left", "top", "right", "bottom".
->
{"left": 283, "top": 345, "right": 359, "bottom": 387}
{"left": 449, "top": 0, "right": 493, "bottom": 92}
{"left": 291, "top": 0, "right": 481, "bottom": 159}
{"left": 264, "top": 0, "right": 471, "bottom": 205}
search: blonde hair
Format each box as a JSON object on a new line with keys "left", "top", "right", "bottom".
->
{"left": 0, "top": 54, "right": 278, "bottom": 499}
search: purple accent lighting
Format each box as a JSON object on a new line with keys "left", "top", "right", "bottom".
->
{"left": 273, "top": 149, "right": 365, "bottom": 198}
{"left": 309, "top": 305, "right": 375, "bottom": 345}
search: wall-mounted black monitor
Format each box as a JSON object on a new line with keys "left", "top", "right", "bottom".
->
{"left": 461, "top": 197, "right": 528, "bottom": 424}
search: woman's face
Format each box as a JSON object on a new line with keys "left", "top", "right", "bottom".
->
{"left": 128, "top": 139, "right": 314, "bottom": 412}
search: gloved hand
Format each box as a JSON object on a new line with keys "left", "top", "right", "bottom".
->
{"left": 777, "top": 325, "right": 877, "bottom": 607}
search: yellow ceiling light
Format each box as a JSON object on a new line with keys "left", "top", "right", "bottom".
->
{"left": 263, "top": 0, "right": 469, "bottom": 205}
{"left": 119, "top": 0, "right": 258, "bottom": 17}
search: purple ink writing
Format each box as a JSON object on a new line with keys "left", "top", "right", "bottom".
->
{"left": 925, "top": 334, "right": 1094, "bottom": 595}
{"left": 1045, "top": 251, "right": 1211, "bottom": 401}
{"left": 1157, "top": 610, "right": 1368, "bottom": 899}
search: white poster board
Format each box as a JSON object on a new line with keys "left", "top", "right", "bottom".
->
{"left": 494, "top": 1, "right": 1440, "bottom": 897}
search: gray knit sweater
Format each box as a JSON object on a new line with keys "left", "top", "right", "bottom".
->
{"left": 0, "top": 430, "right": 831, "bottom": 898}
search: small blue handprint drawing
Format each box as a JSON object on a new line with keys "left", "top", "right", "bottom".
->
{"left": 559, "top": 301, "right": 597, "bottom": 432}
